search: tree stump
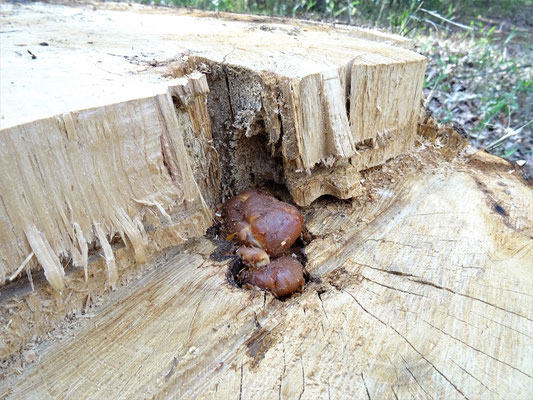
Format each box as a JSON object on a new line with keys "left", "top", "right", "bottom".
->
{"left": 0, "top": 2, "right": 531, "bottom": 399}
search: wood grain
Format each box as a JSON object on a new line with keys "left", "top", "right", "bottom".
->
{"left": 2, "top": 150, "right": 531, "bottom": 399}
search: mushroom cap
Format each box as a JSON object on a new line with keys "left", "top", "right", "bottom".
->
{"left": 245, "top": 256, "right": 305, "bottom": 297}
{"left": 222, "top": 189, "right": 303, "bottom": 257}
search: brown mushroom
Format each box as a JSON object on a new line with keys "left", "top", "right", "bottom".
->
{"left": 222, "top": 189, "right": 303, "bottom": 257}
{"left": 242, "top": 256, "right": 305, "bottom": 298}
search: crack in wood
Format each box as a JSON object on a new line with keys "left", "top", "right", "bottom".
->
{"left": 223, "top": 67, "right": 235, "bottom": 122}
{"left": 423, "top": 319, "right": 531, "bottom": 378}
{"left": 239, "top": 363, "right": 243, "bottom": 400}
{"left": 164, "top": 357, "right": 180, "bottom": 381}
{"left": 352, "top": 261, "right": 417, "bottom": 279}
{"left": 298, "top": 355, "right": 305, "bottom": 400}
{"left": 187, "top": 299, "right": 202, "bottom": 342}
{"left": 350, "top": 261, "right": 532, "bottom": 322}
{"left": 364, "top": 238, "right": 429, "bottom": 251}
{"left": 316, "top": 290, "right": 330, "bottom": 322}
{"left": 442, "top": 311, "right": 509, "bottom": 342}
{"left": 278, "top": 338, "right": 286, "bottom": 400}
{"left": 409, "top": 278, "right": 532, "bottom": 321}
{"left": 451, "top": 360, "right": 502, "bottom": 399}
{"left": 473, "top": 282, "right": 533, "bottom": 298}
{"left": 361, "top": 372, "right": 372, "bottom": 400}
{"left": 360, "top": 274, "right": 428, "bottom": 298}
{"left": 470, "top": 309, "right": 531, "bottom": 339}
{"left": 342, "top": 289, "right": 470, "bottom": 400}
{"left": 399, "top": 353, "right": 433, "bottom": 400}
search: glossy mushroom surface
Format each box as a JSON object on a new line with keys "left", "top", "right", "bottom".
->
{"left": 222, "top": 189, "right": 303, "bottom": 257}
{"left": 243, "top": 256, "right": 305, "bottom": 298}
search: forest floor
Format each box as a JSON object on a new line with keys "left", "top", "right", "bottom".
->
{"left": 413, "top": 18, "right": 532, "bottom": 180}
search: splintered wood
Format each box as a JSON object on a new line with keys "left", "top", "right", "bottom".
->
{"left": 0, "top": 1, "right": 424, "bottom": 310}
{"left": 1, "top": 2, "right": 531, "bottom": 400}
{"left": 1, "top": 150, "right": 531, "bottom": 400}
{"left": 173, "top": 36, "right": 426, "bottom": 206}
{"left": 1, "top": 1, "right": 425, "bottom": 209}
{"left": 0, "top": 74, "right": 214, "bottom": 290}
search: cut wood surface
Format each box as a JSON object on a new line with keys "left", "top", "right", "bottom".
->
{"left": 0, "top": 2, "right": 413, "bottom": 130}
{"left": 1, "top": 146, "right": 531, "bottom": 399}
{"left": 0, "top": 2, "right": 428, "bottom": 355}
{"left": 1, "top": 2, "right": 532, "bottom": 399}
{"left": 1, "top": 1, "right": 425, "bottom": 208}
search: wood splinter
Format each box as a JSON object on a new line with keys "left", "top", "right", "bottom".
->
{"left": 222, "top": 189, "right": 305, "bottom": 297}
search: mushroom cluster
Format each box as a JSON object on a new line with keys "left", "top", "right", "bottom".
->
{"left": 222, "top": 189, "right": 305, "bottom": 297}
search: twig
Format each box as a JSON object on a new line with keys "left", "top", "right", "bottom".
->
{"left": 420, "top": 8, "right": 474, "bottom": 31}
{"left": 485, "top": 120, "right": 533, "bottom": 150}
{"left": 9, "top": 252, "right": 34, "bottom": 281}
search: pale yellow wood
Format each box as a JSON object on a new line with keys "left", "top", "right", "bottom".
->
{"left": 0, "top": 0, "right": 426, "bottom": 294}
{"left": 1, "top": 2, "right": 425, "bottom": 207}
{"left": 0, "top": 68, "right": 217, "bottom": 360}
{"left": 0, "top": 1, "right": 423, "bottom": 361}
{"left": 0, "top": 76, "right": 214, "bottom": 289}
{"left": 1, "top": 4, "right": 530, "bottom": 398}
{"left": 1, "top": 147, "right": 531, "bottom": 399}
